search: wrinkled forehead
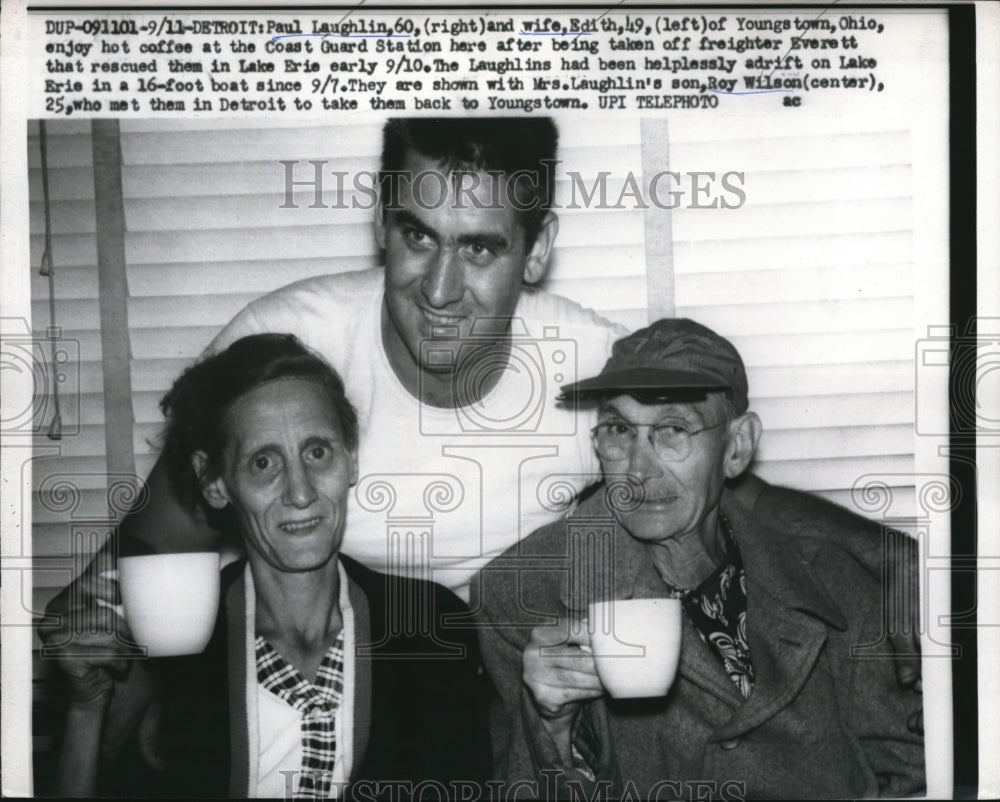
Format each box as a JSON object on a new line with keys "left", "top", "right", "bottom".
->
{"left": 221, "top": 378, "right": 346, "bottom": 442}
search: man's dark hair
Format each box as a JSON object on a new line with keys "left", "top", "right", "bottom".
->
{"left": 159, "top": 333, "right": 359, "bottom": 522}
{"left": 380, "top": 117, "right": 559, "bottom": 248}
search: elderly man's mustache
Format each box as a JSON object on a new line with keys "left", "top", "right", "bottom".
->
{"left": 602, "top": 475, "right": 672, "bottom": 514}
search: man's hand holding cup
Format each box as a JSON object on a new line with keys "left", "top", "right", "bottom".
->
{"left": 523, "top": 599, "right": 683, "bottom": 765}
{"left": 523, "top": 617, "right": 604, "bottom": 765}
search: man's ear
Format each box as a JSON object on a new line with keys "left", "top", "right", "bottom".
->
{"left": 723, "top": 412, "right": 762, "bottom": 480}
{"left": 523, "top": 211, "right": 558, "bottom": 285}
{"left": 191, "top": 451, "right": 229, "bottom": 510}
{"left": 348, "top": 447, "right": 359, "bottom": 486}
{"left": 374, "top": 201, "right": 387, "bottom": 250}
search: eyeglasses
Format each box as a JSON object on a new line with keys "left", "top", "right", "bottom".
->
{"left": 590, "top": 420, "right": 727, "bottom": 463}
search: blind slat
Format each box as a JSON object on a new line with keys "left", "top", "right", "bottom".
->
{"left": 753, "top": 391, "right": 914, "bottom": 430}
{"left": 680, "top": 299, "right": 914, "bottom": 336}
{"left": 671, "top": 131, "right": 909, "bottom": 171}
{"left": 725, "top": 330, "right": 913, "bottom": 367}
{"left": 673, "top": 198, "right": 911, "bottom": 241}
{"left": 816, "top": 486, "right": 916, "bottom": 520}
{"left": 676, "top": 264, "right": 912, "bottom": 304}
{"left": 735, "top": 166, "right": 911, "bottom": 204}
{"left": 751, "top": 361, "right": 913, "bottom": 398}
{"left": 125, "top": 227, "right": 377, "bottom": 264}
{"left": 674, "top": 231, "right": 911, "bottom": 269}
{"left": 755, "top": 454, "right": 915, "bottom": 493}
{"left": 29, "top": 167, "right": 95, "bottom": 201}
{"left": 30, "top": 233, "right": 97, "bottom": 266}
{"left": 756, "top": 424, "right": 915, "bottom": 462}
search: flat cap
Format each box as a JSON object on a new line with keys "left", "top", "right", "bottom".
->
{"left": 561, "top": 318, "right": 748, "bottom": 413}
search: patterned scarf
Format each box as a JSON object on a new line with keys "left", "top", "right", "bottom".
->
{"left": 256, "top": 632, "right": 345, "bottom": 798}
{"left": 668, "top": 513, "right": 755, "bottom": 698}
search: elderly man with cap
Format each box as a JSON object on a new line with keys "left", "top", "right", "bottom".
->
{"left": 474, "top": 318, "right": 925, "bottom": 799}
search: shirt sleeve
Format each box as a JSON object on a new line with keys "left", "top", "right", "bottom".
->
{"left": 202, "top": 275, "right": 347, "bottom": 357}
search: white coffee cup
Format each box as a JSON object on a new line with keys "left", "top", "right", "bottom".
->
{"left": 118, "top": 552, "right": 220, "bottom": 657}
{"left": 587, "top": 597, "right": 683, "bottom": 698}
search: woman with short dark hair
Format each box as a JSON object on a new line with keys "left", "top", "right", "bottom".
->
{"left": 55, "top": 334, "right": 490, "bottom": 798}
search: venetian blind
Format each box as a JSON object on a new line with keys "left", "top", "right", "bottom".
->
{"left": 28, "top": 121, "right": 114, "bottom": 619}
{"left": 667, "top": 116, "right": 917, "bottom": 518}
{"left": 27, "top": 120, "right": 111, "bottom": 747}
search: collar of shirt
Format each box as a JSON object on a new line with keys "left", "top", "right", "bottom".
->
{"left": 249, "top": 562, "right": 351, "bottom": 800}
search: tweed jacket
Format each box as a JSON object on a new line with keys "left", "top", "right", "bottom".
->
{"left": 106, "top": 555, "right": 492, "bottom": 797}
{"left": 473, "top": 481, "right": 925, "bottom": 799}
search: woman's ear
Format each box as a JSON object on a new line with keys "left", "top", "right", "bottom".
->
{"left": 191, "top": 451, "right": 229, "bottom": 510}
{"left": 724, "top": 412, "right": 762, "bottom": 480}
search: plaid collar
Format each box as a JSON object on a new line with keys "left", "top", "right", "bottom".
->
{"left": 256, "top": 632, "right": 345, "bottom": 798}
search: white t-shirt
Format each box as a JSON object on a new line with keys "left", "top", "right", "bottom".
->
{"left": 209, "top": 268, "right": 626, "bottom": 600}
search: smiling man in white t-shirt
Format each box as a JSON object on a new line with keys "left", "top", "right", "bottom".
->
{"left": 140, "top": 117, "right": 625, "bottom": 600}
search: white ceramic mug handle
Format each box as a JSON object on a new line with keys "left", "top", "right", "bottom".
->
{"left": 97, "top": 568, "right": 125, "bottom": 617}
{"left": 96, "top": 597, "right": 126, "bottom": 619}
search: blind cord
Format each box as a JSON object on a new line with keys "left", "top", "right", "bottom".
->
{"left": 37, "top": 120, "right": 63, "bottom": 441}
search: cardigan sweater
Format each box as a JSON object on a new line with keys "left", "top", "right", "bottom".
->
{"left": 104, "top": 555, "right": 492, "bottom": 797}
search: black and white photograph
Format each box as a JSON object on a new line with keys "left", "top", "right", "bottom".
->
{"left": 1, "top": 1, "right": 996, "bottom": 798}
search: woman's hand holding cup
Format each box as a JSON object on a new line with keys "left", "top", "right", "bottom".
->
{"left": 42, "top": 543, "right": 143, "bottom": 704}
